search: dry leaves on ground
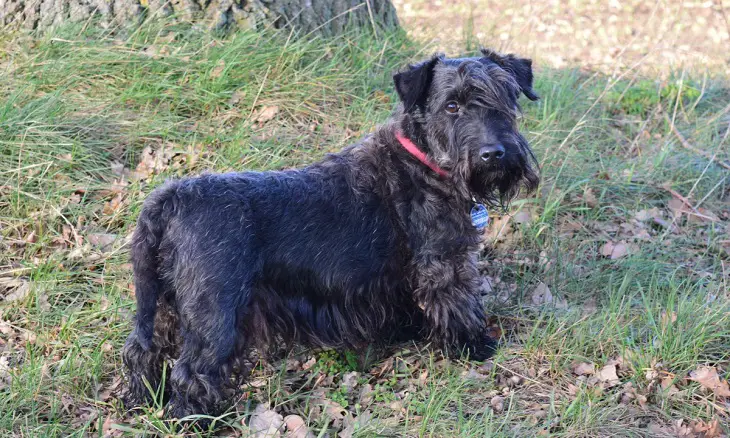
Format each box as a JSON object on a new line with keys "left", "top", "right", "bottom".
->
{"left": 618, "top": 382, "right": 647, "bottom": 408}
{"left": 210, "top": 59, "right": 226, "bottom": 78}
{"left": 0, "top": 277, "right": 31, "bottom": 303}
{"left": 688, "top": 366, "right": 730, "bottom": 398}
{"left": 490, "top": 395, "right": 505, "bottom": 413}
{"left": 283, "top": 414, "right": 315, "bottom": 438}
{"left": 580, "top": 187, "right": 599, "bottom": 207}
{"left": 529, "top": 282, "right": 567, "bottom": 308}
{"left": 131, "top": 145, "right": 176, "bottom": 181}
{"left": 570, "top": 358, "right": 624, "bottom": 392}
{"left": 86, "top": 233, "right": 117, "bottom": 252}
{"left": 601, "top": 240, "right": 638, "bottom": 260}
{"left": 247, "top": 405, "right": 284, "bottom": 438}
{"left": 254, "top": 105, "right": 280, "bottom": 126}
{"left": 571, "top": 362, "right": 595, "bottom": 376}
{"left": 596, "top": 363, "right": 620, "bottom": 387}
{"left": 339, "top": 410, "right": 372, "bottom": 438}
{"left": 669, "top": 418, "right": 726, "bottom": 438}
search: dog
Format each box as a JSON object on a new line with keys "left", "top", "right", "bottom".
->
{"left": 122, "top": 48, "right": 540, "bottom": 420}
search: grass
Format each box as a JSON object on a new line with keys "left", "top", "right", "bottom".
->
{"left": 1, "top": 17, "right": 729, "bottom": 438}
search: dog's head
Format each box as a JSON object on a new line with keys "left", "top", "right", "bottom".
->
{"left": 393, "top": 48, "right": 539, "bottom": 206}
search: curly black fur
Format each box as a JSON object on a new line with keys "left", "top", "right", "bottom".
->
{"left": 122, "top": 48, "right": 540, "bottom": 420}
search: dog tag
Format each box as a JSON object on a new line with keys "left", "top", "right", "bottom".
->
{"left": 471, "top": 204, "right": 489, "bottom": 230}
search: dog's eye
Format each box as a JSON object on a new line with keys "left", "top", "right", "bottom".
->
{"left": 445, "top": 102, "right": 460, "bottom": 114}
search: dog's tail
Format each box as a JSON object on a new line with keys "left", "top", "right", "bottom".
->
{"left": 130, "top": 180, "right": 179, "bottom": 351}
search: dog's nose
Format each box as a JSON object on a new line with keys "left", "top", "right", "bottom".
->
{"left": 479, "top": 144, "right": 505, "bottom": 162}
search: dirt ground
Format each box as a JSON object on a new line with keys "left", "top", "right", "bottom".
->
{"left": 392, "top": 0, "right": 730, "bottom": 75}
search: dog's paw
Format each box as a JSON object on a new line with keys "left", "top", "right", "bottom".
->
{"left": 460, "top": 334, "right": 497, "bottom": 362}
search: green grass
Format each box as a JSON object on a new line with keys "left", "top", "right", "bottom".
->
{"left": 1, "top": 18, "right": 729, "bottom": 437}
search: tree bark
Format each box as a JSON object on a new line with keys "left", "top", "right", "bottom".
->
{"left": 0, "top": 0, "right": 399, "bottom": 34}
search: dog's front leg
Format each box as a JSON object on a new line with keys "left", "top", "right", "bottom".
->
{"left": 413, "top": 253, "right": 496, "bottom": 361}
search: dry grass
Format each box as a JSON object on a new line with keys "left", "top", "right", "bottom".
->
{"left": 0, "top": 6, "right": 729, "bottom": 437}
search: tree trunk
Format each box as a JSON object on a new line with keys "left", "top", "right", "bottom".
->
{"left": 0, "top": 0, "right": 399, "bottom": 34}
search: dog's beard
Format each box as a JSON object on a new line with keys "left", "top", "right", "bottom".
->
{"left": 468, "top": 157, "right": 538, "bottom": 209}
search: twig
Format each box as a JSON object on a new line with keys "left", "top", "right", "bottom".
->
{"left": 665, "top": 114, "right": 730, "bottom": 171}
{"left": 51, "top": 206, "right": 83, "bottom": 248}
{"left": 660, "top": 185, "right": 718, "bottom": 221}
{"left": 246, "top": 65, "right": 271, "bottom": 122}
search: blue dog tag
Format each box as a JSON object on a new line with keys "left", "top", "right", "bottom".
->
{"left": 471, "top": 204, "right": 489, "bottom": 230}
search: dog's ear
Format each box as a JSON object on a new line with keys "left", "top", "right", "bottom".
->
{"left": 480, "top": 48, "right": 539, "bottom": 101}
{"left": 393, "top": 55, "right": 442, "bottom": 111}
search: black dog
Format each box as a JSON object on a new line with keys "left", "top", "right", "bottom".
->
{"left": 122, "top": 48, "right": 540, "bottom": 419}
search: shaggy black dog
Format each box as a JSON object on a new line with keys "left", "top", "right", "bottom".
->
{"left": 122, "top": 48, "right": 540, "bottom": 420}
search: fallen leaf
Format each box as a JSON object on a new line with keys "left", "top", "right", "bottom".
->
{"left": 87, "top": 233, "right": 117, "bottom": 252}
{"left": 667, "top": 198, "right": 686, "bottom": 218}
{"left": 484, "top": 213, "right": 513, "bottom": 243}
{"left": 0, "top": 322, "right": 12, "bottom": 335}
{"left": 557, "top": 217, "right": 583, "bottom": 237}
{"left": 21, "top": 330, "right": 36, "bottom": 345}
{"left": 530, "top": 282, "right": 553, "bottom": 305}
{"left": 673, "top": 419, "right": 694, "bottom": 437}
{"left": 339, "top": 411, "right": 372, "bottom": 438}
{"left": 248, "top": 405, "right": 284, "bottom": 438}
{"left": 479, "top": 277, "right": 494, "bottom": 295}
{"left": 341, "top": 371, "right": 359, "bottom": 394}
{"left": 229, "top": 89, "right": 246, "bottom": 106}
{"left": 647, "top": 422, "right": 674, "bottom": 436}
{"left": 0, "top": 356, "right": 11, "bottom": 383}
{"left": 358, "top": 383, "right": 374, "bottom": 407}
{"left": 581, "top": 187, "right": 599, "bottom": 207}
{"left": 512, "top": 207, "right": 534, "bottom": 225}
{"left": 600, "top": 241, "right": 630, "bottom": 259}
{"left": 141, "top": 45, "right": 169, "bottom": 59}
{"left": 101, "top": 414, "right": 124, "bottom": 437}
{"left": 634, "top": 207, "right": 662, "bottom": 222}
{"left": 283, "top": 415, "right": 314, "bottom": 438}
{"left": 210, "top": 59, "right": 226, "bottom": 78}
{"left": 37, "top": 291, "right": 51, "bottom": 311}
{"left": 688, "top": 366, "right": 730, "bottom": 397}
{"left": 490, "top": 395, "right": 504, "bottom": 413}
{"left": 102, "top": 193, "right": 125, "bottom": 216}
{"left": 619, "top": 382, "right": 647, "bottom": 408}
{"left": 301, "top": 356, "right": 316, "bottom": 370}
{"left": 596, "top": 364, "right": 620, "bottom": 387}
{"left": 248, "top": 377, "right": 268, "bottom": 388}
{"left": 660, "top": 377, "right": 680, "bottom": 397}
{"left": 463, "top": 368, "right": 488, "bottom": 381}
{"left": 255, "top": 105, "right": 280, "bottom": 124}
{"left": 572, "top": 362, "right": 595, "bottom": 376}
{"left": 660, "top": 310, "right": 677, "bottom": 325}
{"left": 131, "top": 145, "right": 175, "bottom": 181}
{"left": 690, "top": 419, "right": 723, "bottom": 438}
{"left": 688, "top": 207, "right": 721, "bottom": 224}
{"left": 582, "top": 297, "right": 598, "bottom": 315}
{"left": 24, "top": 230, "right": 36, "bottom": 244}
{"left": 416, "top": 369, "right": 429, "bottom": 386}
{"left": 1, "top": 278, "right": 31, "bottom": 303}
{"left": 318, "top": 398, "right": 348, "bottom": 427}
{"left": 98, "top": 376, "right": 123, "bottom": 402}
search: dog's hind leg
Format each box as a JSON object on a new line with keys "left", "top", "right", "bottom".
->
{"left": 122, "top": 326, "right": 166, "bottom": 408}
{"left": 164, "top": 283, "right": 248, "bottom": 422}
{"left": 122, "top": 182, "right": 180, "bottom": 408}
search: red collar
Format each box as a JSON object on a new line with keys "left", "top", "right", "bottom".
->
{"left": 395, "top": 132, "right": 449, "bottom": 178}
